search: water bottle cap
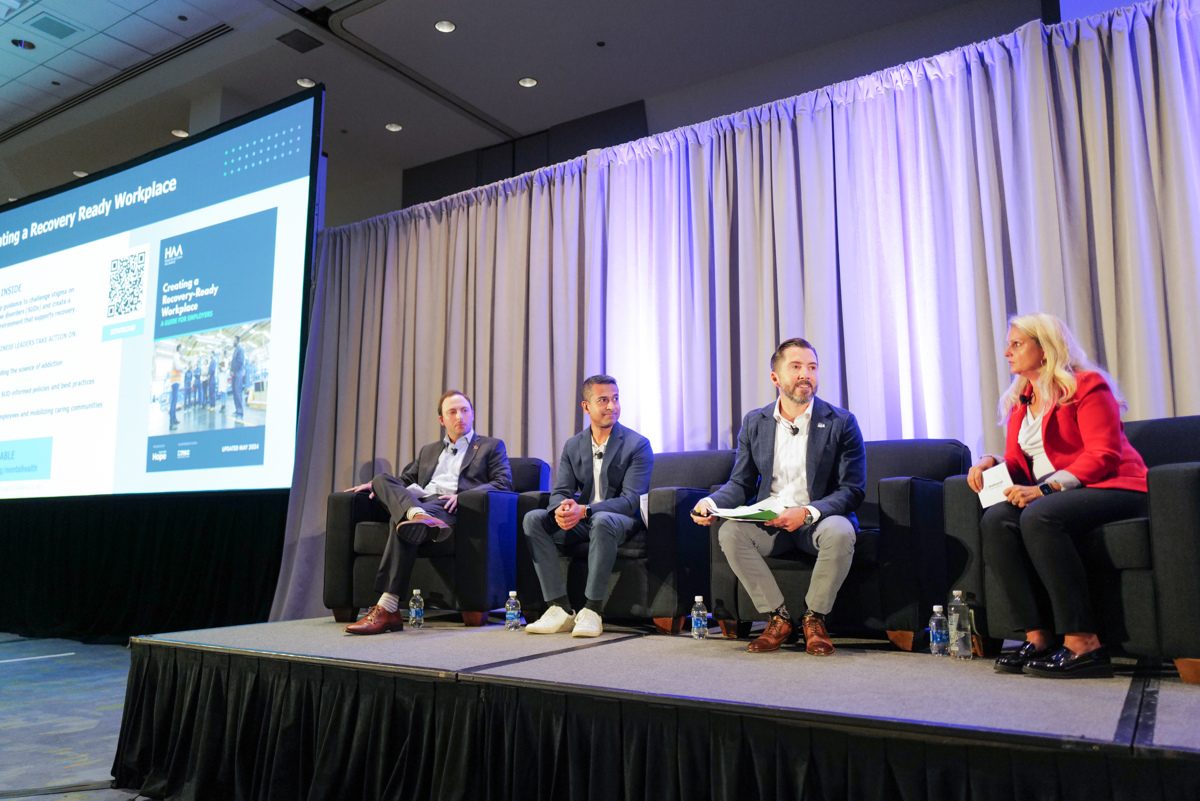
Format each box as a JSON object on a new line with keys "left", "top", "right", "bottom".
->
{"left": 413, "top": 589, "right": 421, "bottom": 595}
{"left": 694, "top": 596, "right": 703, "bottom": 602}
{"left": 933, "top": 605, "right": 943, "bottom": 613}
{"left": 509, "top": 591, "right": 517, "bottom": 597}
{"left": 952, "top": 590, "right": 963, "bottom": 599}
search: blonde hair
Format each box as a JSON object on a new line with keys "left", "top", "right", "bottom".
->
{"left": 998, "top": 313, "right": 1125, "bottom": 421}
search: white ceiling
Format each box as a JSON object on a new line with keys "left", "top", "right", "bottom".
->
{"left": 0, "top": 0, "right": 1040, "bottom": 226}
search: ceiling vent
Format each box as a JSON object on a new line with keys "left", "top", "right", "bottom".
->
{"left": 277, "top": 29, "right": 323, "bottom": 54}
{"left": 27, "top": 12, "right": 81, "bottom": 41}
{"left": 0, "top": 0, "right": 32, "bottom": 24}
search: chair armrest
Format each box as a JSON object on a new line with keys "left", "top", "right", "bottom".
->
{"left": 1148, "top": 462, "right": 1200, "bottom": 657}
{"left": 876, "top": 476, "right": 945, "bottom": 631}
{"left": 942, "top": 475, "right": 991, "bottom": 635}
{"left": 454, "top": 489, "right": 520, "bottom": 610}
{"left": 323, "top": 491, "right": 387, "bottom": 610}
{"left": 645, "top": 486, "right": 712, "bottom": 618}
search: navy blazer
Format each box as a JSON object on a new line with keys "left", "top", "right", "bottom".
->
{"left": 398, "top": 433, "right": 513, "bottom": 493}
{"left": 708, "top": 397, "right": 866, "bottom": 528}
{"left": 548, "top": 421, "right": 653, "bottom": 522}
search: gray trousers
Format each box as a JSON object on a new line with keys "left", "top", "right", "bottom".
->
{"left": 523, "top": 508, "right": 640, "bottom": 606}
{"left": 717, "top": 515, "right": 856, "bottom": 616}
{"left": 370, "top": 473, "right": 455, "bottom": 595}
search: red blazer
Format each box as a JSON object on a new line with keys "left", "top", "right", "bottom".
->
{"left": 1003, "top": 370, "right": 1147, "bottom": 492}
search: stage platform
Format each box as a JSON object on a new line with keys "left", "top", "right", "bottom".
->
{"left": 111, "top": 617, "right": 1200, "bottom": 801}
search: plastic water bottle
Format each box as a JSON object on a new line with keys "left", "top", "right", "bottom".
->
{"left": 408, "top": 589, "right": 424, "bottom": 630}
{"left": 929, "top": 605, "right": 949, "bottom": 656}
{"left": 947, "top": 590, "right": 971, "bottom": 659}
{"left": 504, "top": 591, "right": 522, "bottom": 630}
{"left": 690, "top": 596, "right": 709, "bottom": 639}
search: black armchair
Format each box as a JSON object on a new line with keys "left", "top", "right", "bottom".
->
{"left": 945, "top": 415, "right": 1200, "bottom": 682}
{"left": 516, "top": 450, "right": 735, "bottom": 632}
{"left": 710, "top": 439, "right": 971, "bottom": 649}
{"left": 324, "top": 456, "right": 550, "bottom": 625}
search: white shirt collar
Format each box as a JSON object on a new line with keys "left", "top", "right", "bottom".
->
{"left": 444, "top": 430, "right": 474, "bottom": 453}
{"left": 773, "top": 398, "right": 814, "bottom": 429}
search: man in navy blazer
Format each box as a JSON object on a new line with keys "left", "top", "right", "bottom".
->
{"left": 692, "top": 338, "right": 865, "bottom": 655}
{"left": 343, "top": 389, "right": 512, "bottom": 635}
{"left": 525, "top": 375, "right": 654, "bottom": 638}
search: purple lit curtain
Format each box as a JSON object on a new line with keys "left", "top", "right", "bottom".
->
{"left": 833, "top": 1, "right": 1200, "bottom": 456}
{"left": 273, "top": 0, "right": 1200, "bottom": 620}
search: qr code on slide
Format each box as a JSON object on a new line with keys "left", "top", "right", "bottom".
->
{"left": 107, "top": 250, "right": 146, "bottom": 318}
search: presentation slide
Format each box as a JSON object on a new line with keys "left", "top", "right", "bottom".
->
{"left": 0, "top": 90, "right": 322, "bottom": 499}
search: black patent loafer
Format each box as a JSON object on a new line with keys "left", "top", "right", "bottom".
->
{"left": 1023, "top": 646, "right": 1114, "bottom": 679}
{"left": 994, "top": 641, "right": 1055, "bottom": 674}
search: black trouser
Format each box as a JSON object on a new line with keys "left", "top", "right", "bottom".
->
{"left": 980, "top": 488, "right": 1146, "bottom": 635}
{"left": 370, "top": 473, "right": 455, "bottom": 595}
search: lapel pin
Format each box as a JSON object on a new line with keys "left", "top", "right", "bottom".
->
{"left": 817, "top": 422, "right": 827, "bottom": 429}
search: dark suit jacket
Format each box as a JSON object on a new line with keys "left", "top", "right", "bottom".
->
{"left": 399, "top": 433, "right": 513, "bottom": 494}
{"left": 708, "top": 397, "right": 866, "bottom": 528}
{"left": 548, "top": 422, "right": 653, "bottom": 523}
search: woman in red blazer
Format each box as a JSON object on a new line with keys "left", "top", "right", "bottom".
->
{"left": 966, "top": 313, "right": 1147, "bottom": 679}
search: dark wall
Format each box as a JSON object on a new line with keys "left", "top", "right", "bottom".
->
{"left": 0, "top": 490, "right": 287, "bottom": 642}
{"left": 402, "top": 101, "right": 648, "bottom": 208}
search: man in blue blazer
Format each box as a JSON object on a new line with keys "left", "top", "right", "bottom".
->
{"left": 692, "top": 338, "right": 865, "bottom": 655}
{"left": 342, "top": 389, "right": 512, "bottom": 635}
{"left": 525, "top": 375, "right": 654, "bottom": 637}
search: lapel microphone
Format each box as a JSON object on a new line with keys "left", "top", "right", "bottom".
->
{"left": 1019, "top": 394, "right": 1032, "bottom": 406}
{"left": 788, "top": 423, "right": 799, "bottom": 436}
{"left": 593, "top": 448, "right": 604, "bottom": 461}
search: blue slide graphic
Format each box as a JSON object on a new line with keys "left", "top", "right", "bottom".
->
{"left": 147, "top": 427, "right": 266, "bottom": 472}
{"left": 154, "top": 209, "right": 277, "bottom": 338}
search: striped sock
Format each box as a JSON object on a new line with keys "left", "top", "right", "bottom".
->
{"left": 378, "top": 592, "right": 400, "bottom": 613}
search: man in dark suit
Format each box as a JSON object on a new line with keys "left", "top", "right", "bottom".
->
{"left": 343, "top": 389, "right": 512, "bottom": 635}
{"left": 692, "top": 338, "right": 865, "bottom": 655}
{"left": 524, "top": 375, "right": 653, "bottom": 638}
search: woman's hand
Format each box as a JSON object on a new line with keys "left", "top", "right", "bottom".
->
{"left": 967, "top": 455, "right": 999, "bottom": 493}
{"left": 1004, "top": 484, "right": 1043, "bottom": 508}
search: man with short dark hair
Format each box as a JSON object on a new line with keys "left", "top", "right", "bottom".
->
{"left": 524, "top": 375, "right": 653, "bottom": 637}
{"left": 343, "top": 390, "right": 512, "bottom": 634}
{"left": 692, "top": 338, "right": 865, "bottom": 655}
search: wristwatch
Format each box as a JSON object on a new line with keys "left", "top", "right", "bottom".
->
{"left": 1037, "top": 483, "right": 1056, "bottom": 496}
{"left": 802, "top": 508, "right": 814, "bottom": 526}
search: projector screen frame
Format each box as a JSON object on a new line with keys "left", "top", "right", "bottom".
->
{"left": 0, "top": 85, "right": 326, "bottom": 501}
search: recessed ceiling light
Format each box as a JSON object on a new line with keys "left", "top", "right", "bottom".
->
{"left": 7, "top": 197, "right": 16, "bottom": 202}
{"left": 72, "top": 170, "right": 88, "bottom": 178}
{"left": 434, "top": 20, "right": 456, "bottom": 33}
{"left": 171, "top": 129, "right": 190, "bottom": 138}
{"left": 10, "top": 39, "right": 35, "bottom": 50}
{"left": 518, "top": 77, "right": 538, "bottom": 88}
{"left": 296, "top": 77, "right": 316, "bottom": 88}
{"left": 385, "top": 122, "right": 403, "bottom": 132}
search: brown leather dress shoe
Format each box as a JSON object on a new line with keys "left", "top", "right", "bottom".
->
{"left": 396, "top": 515, "right": 452, "bottom": 545}
{"left": 802, "top": 613, "right": 834, "bottom": 655}
{"left": 345, "top": 605, "right": 405, "bottom": 635}
{"left": 747, "top": 614, "right": 794, "bottom": 653}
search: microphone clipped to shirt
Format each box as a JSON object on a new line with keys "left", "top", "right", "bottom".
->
{"left": 787, "top": 423, "right": 799, "bottom": 436}
{"left": 1019, "top": 393, "right": 1033, "bottom": 406}
{"left": 593, "top": 448, "right": 605, "bottom": 461}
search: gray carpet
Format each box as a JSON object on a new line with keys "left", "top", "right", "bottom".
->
{"left": 143, "top": 616, "right": 635, "bottom": 673}
{"left": 140, "top": 617, "right": 1196, "bottom": 746}
{"left": 0, "top": 636, "right": 138, "bottom": 800}
{"left": 476, "top": 634, "right": 1137, "bottom": 743}
{"left": 1149, "top": 678, "right": 1200, "bottom": 752}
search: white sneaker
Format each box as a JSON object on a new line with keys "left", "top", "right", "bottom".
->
{"left": 571, "top": 608, "right": 603, "bottom": 638}
{"left": 526, "top": 605, "right": 575, "bottom": 634}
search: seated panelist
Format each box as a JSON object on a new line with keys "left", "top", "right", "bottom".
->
{"left": 968, "top": 313, "right": 1147, "bottom": 678}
